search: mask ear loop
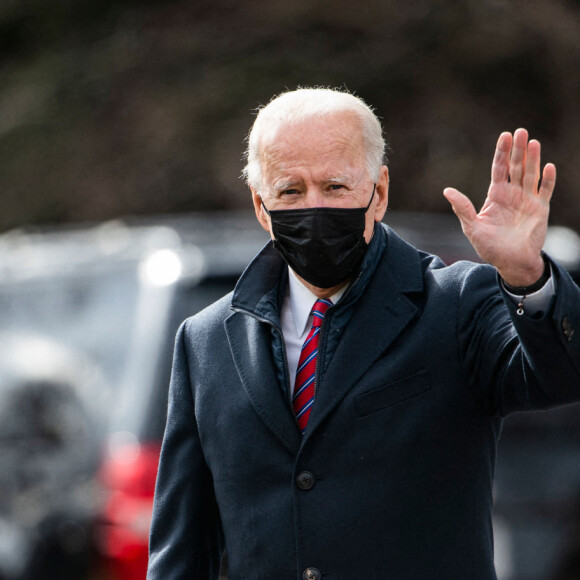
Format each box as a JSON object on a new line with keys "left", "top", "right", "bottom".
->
{"left": 365, "top": 184, "right": 377, "bottom": 211}
{"left": 259, "top": 196, "right": 272, "bottom": 216}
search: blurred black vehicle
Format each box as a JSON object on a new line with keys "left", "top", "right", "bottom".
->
{"left": 0, "top": 213, "right": 267, "bottom": 580}
{"left": 0, "top": 211, "right": 578, "bottom": 580}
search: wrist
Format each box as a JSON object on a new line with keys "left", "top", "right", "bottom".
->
{"left": 502, "top": 253, "right": 550, "bottom": 295}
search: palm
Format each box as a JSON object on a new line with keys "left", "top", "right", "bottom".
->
{"left": 444, "top": 129, "right": 556, "bottom": 287}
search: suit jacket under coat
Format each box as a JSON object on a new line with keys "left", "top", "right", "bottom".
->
{"left": 148, "top": 224, "right": 580, "bottom": 580}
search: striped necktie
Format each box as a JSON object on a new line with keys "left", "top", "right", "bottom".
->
{"left": 293, "top": 298, "right": 333, "bottom": 433}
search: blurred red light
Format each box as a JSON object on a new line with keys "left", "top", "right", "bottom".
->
{"left": 94, "top": 441, "right": 161, "bottom": 580}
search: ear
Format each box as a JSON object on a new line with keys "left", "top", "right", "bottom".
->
{"left": 373, "top": 165, "right": 389, "bottom": 222}
{"left": 251, "top": 187, "right": 274, "bottom": 237}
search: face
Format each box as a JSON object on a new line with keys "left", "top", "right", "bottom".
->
{"left": 251, "top": 111, "right": 389, "bottom": 245}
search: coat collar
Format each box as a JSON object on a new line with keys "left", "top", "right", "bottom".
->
{"left": 305, "top": 225, "right": 423, "bottom": 438}
{"left": 225, "top": 224, "right": 424, "bottom": 451}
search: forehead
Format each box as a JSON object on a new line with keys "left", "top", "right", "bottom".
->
{"left": 259, "top": 112, "right": 366, "bottom": 181}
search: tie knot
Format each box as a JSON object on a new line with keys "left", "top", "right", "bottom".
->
{"left": 311, "top": 298, "right": 332, "bottom": 328}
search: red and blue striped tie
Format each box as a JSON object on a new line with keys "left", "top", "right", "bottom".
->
{"left": 293, "top": 298, "right": 332, "bottom": 433}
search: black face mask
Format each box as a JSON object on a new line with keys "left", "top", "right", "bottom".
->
{"left": 261, "top": 185, "right": 376, "bottom": 288}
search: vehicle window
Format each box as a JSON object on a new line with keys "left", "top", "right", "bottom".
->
{"left": 0, "top": 266, "right": 140, "bottom": 410}
{"left": 140, "top": 276, "right": 240, "bottom": 441}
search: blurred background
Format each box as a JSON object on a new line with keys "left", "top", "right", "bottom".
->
{"left": 1, "top": 0, "right": 580, "bottom": 579}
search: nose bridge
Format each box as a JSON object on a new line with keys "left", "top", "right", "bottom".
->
{"left": 304, "top": 182, "right": 326, "bottom": 207}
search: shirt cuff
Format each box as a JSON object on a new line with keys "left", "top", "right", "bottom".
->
{"left": 502, "top": 264, "right": 556, "bottom": 316}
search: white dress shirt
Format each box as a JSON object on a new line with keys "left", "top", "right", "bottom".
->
{"left": 281, "top": 268, "right": 347, "bottom": 392}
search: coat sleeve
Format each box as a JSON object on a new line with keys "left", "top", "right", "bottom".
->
{"left": 147, "top": 321, "right": 224, "bottom": 579}
{"left": 458, "top": 256, "right": 580, "bottom": 417}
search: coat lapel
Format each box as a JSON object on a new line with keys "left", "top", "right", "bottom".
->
{"left": 305, "top": 230, "right": 423, "bottom": 437}
{"left": 225, "top": 311, "right": 301, "bottom": 454}
{"left": 224, "top": 227, "right": 425, "bottom": 448}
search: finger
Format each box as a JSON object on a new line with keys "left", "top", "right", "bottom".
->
{"left": 491, "top": 132, "right": 512, "bottom": 184}
{"left": 523, "top": 139, "right": 541, "bottom": 195}
{"left": 509, "top": 128, "right": 528, "bottom": 186}
{"left": 538, "top": 162, "right": 556, "bottom": 202}
{"left": 443, "top": 187, "right": 478, "bottom": 236}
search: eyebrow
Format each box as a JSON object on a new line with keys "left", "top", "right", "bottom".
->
{"left": 326, "top": 175, "right": 354, "bottom": 185}
{"left": 271, "top": 178, "right": 301, "bottom": 193}
{"left": 271, "top": 174, "right": 355, "bottom": 193}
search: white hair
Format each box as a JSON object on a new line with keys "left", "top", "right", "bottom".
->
{"left": 242, "top": 87, "right": 386, "bottom": 192}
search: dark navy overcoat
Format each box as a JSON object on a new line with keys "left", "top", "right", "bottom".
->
{"left": 148, "top": 225, "right": 580, "bottom": 579}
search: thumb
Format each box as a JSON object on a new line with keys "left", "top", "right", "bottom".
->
{"left": 443, "top": 187, "right": 477, "bottom": 234}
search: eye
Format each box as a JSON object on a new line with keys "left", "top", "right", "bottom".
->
{"left": 329, "top": 184, "right": 344, "bottom": 190}
{"left": 281, "top": 189, "right": 300, "bottom": 196}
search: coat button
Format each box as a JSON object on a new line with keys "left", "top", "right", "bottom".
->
{"left": 303, "top": 567, "right": 321, "bottom": 580}
{"left": 562, "top": 317, "right": 575, "bottom": 341}
{"left": 296, "top": 471, "right": 315, "bottom": 490}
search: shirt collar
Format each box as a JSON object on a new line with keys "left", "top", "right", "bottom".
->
{"left": 288, "top": 267, "right": 347, "bottom": 337}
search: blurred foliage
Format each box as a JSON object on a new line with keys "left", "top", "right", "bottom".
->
{"left": 0, "top": 0, "right": 579, "bottom": 231}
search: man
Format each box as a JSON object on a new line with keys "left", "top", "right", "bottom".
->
{"left": 147, "top": 88, "right": 580, "bottom": 579}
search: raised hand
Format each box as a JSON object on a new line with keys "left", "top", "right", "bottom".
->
{"left": 443, "top": 128, "right": 556, "bottom": 287}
